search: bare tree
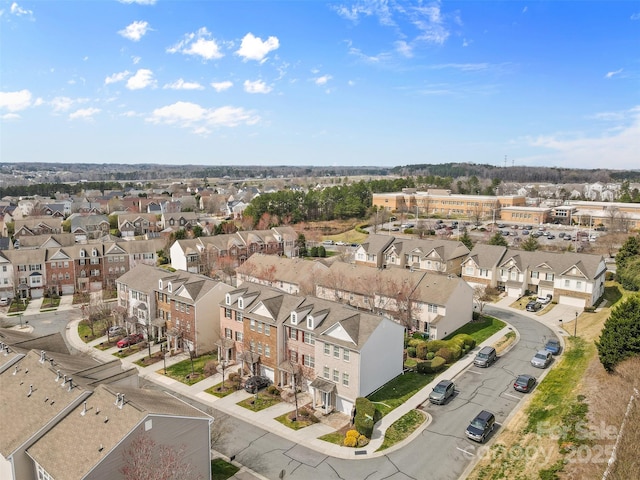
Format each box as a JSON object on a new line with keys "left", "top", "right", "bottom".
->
{"left": 121, "top": 433, "right": 202, "bottom": 480}
{"left": 473, "top": 285, "right": 490, "bottom": 314}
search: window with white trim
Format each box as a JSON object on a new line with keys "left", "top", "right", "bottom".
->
{"left": 303, "top": 331, "right": 315, "bottom": 345}
{"left": 324, "top": 343, "right": 330, "bottom": 355}
{"left": 342, "top": 373, "right": 350, "bottom": 386}
{"left": 333, "top": 345, "right": 340, "bottom": 358}
{"left": 343, "top": 349, "right": 350, "bottom": 361}
{"left": 323, "top": 366, "right": 330, "bottom": 379}
{"left": 304, "top": 355, "right": 315, "bottom": 368}
{"left": 333, "top": 369, "right": 339, "bottom": 382}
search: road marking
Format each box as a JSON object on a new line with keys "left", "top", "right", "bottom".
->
{"left": 456, "top": 446, "right": 475, "bottom": 457}
{"left": 503, "top": 392, "right": 522, "bottom": 400}
{"left": 467, "top": 370, "right": 484, "bottom": 374}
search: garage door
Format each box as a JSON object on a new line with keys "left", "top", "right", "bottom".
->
{"left": 558, "top": 295, "right": 586, "bottom": 308}
{"left": 335, "top": 396, "right": 353, "bottom": 415}
{"left": 62, "top": 285, "right": 75, "bottom": 295}
{"left": 261, "top": 366, "right": 274, "bottom": 382}
{"left": 507, "top": 286, "right": 522, "bottom": 297}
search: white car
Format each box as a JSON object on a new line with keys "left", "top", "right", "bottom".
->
{"left": 0, "top": 297, "right": 8, "bottom": 306}
{"left": 536, "top": 294, "right": 552, "bottom": 305}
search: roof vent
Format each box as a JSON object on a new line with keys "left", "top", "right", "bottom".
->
{"left": 27, "top": 385, "right": 33, "bottom": 397}
{"left": 98, "top": 444, "right": 104, "bottom": 452}
{"left": 61, "top": 375, "right": 67, "bottom": 387}
{"left": 114, "top": 393, "right": 121, "bottom": 406}
{"left": 49, "top": 358, "right": 54, "bottom": 366}
{"left": 39, "top": 350, "right": 46, "bottom": 363}
{"left": 81, "top": 401, "right": 87, "bottom": 416}
{"left": 67, "top": 378, "right": 73, "bottom": 392}
{"left": 55, "top": 370, "right": 61, "bottom": 382}
{"left": 104, "top": 416, "right": 109, "bottom": 423}
{"left": 13, "top": 366, "right": 18, "bottom": 375}
{"left": 3, "top": 346, "right": 9, "bottom": 356}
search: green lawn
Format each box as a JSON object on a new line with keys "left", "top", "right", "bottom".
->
{"left": 164, "top": 353, "right": 216, "bottom": 385}
{"left": 444, "top": 315, "right": 506, "bottom": 344}
{"left": 211, "top": 458, "right": 239, "bottom": 480}
{"left": 318, "top": 431, "right": 344, "bottom": 446}
{"left": 377, "top": 409, "right": 426, "bottom": 451}
{"left": 78, "top": 319, "right": 109, "bottom": 342}
{"left": 367, "top": 371, "right": 435, "bottom": 417}
{"left": 275, "top": 411, "right": 317, "bottom": 430}
{"left": 237, "top": 392, "right": 281, "bottom": 411}
{"left": 40, "top": 297, "right": 60, "bottom": 310}
{"left": 205, "top": 382, "right": 241, "bottom": 398}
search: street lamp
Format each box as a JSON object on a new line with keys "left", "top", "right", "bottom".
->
{"left": 574, "top": 311, "right": 578, "bottom": 337}
{"left": 162, "top": 344, "right": 167, "bottom": 374}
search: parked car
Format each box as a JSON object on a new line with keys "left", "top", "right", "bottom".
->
{"left": 522, "top": 230, "right": 529, "bottom": 235}
{"left": 116, "top": 333, "right": 144, "bottom": 348}
{"left": 547, "top": 234, "right": 556, "bottom": 239}
{"left": 244, "top": 375, "right": 271, "bottom": 393}
{"left": 513, "top": 374, "right": 537, "bottom": 393}
{"left": 0, "top": 297, "right": 8, "bottom": 307}
{"left": 107, "top": 325, "right": 126, "bottom": 337}
{"left": 465, "top": 410, "right": 496, "bottom": 443}
{"left": 429, "top": 380, "right": 455, "bottom": 405}
{"left": 526, "top": 301, "right": 542, "bottom": 312}
{"left": 474, "top": 346, "right": 497, "bottom": 368}
{"left": 531, "top": 350, "right": 553, "bottom": 369}
{"left": 544, "top": 338, "right": 562, "bottom": 355}
{"left": 558, "top": 232, "right": 565, "bottom": 238}
{"left": 537, "top": 294, "right": 552, "bottom": 305}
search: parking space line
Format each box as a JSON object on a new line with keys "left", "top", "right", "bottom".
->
{"left": 467, "top": 370, "right": 484, "bottom": 374}
{"left": 503, "top": 392, "right": 522, "bottom": 400}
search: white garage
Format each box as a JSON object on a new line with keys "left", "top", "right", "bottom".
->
{"left": 260, "top": 366, "right": 275, "bottom": 382}
{"left": 558, "top": 295, "right": 586, "bottom": 308}
{"left": 335, "top": 396, "right": 354, "bottom": 415}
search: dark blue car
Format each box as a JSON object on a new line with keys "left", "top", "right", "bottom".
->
{"left": 545, "top": 339, "right": 562, "bottom": 355}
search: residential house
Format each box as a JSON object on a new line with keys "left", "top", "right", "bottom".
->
{"left": 45, "top": 247, "right": 76, "bottom": 295}
{"left": 379, "top": 236, "right": 470, "bottom": 275}
{"left": 13, "top": 217, "right": 63, "bottom": 238}
{"left": 461, "top": 245, "right": 607, "bottom": 308}
{"left": 2, "top": 249, "right": 46, "bottom": 299}
{"left": 69, "top": 214, "right": 110, "bottom": 241}
{"left": 0, "top": 252, "right": 15, "bottom": 299}
{"left": 155, "top": 271, "right": 234, "bottom": 355}
{"left": 161, "top": 212, "right": 198, "bottom": 230}
{"left": 117, "top": 213, "right": 159, "bottom": 239}
{"left": 0, "top": 349, "right": 211, "bottom": 480}
{"left": 219, "top": 284, "right": 405, "bottom": 414}
{"left": 72, "top": 244, "right": 104, "bottom": 293}
{"left": 353, "top": 234, "right": 396, "bottom": 269}
{"left": 315, "top": 261, "right": 473, "bottom": 339}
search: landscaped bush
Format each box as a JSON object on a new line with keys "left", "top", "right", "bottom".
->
{"left": 357, "top": 434, "right": 369, "bottom": 447}
{"left": 344, "top": 436, "right": 357, "bottom": 447}
{"left": 416, "top": 356, "right": 446, "bottom": 374}
{"left": 472, "top": 311, "right": 481, "bottom": 321}
{"left": 426, "top": 340, "right": 448, "bottom": 353}
{"left": 346, "top": 429, "right": 359, "bottom": 439}
{"left": 354, "top": 397, "right": 376, "bottom": 438}
{"left": 267, "top": 385, "right": 280, "bottom": 395}
{"left": 453, "top": 333, "right": 476, "bottom": 349}
{"left": 203, "top": 360, "right": 218, "bottom": 377}
{"left": 435, "top": 347, "right": 454, "bottom": 364}
{"left": 427, "top": 352, "right": 435, "bottom": 360}
{"left": 407, "top": 338, "right": 424, "bottom": 348}
{"left": 228, "top": 372, "right": 240, "bottom": 382}
{"left": 416, "top": 342, "right": 428, "bottom": 360}
{"left": 407, "top": 346, "right": 417, "bottom": 358}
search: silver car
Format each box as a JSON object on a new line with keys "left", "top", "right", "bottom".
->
{"left": 531, "top": 350, "right": 552, "bottom": 369}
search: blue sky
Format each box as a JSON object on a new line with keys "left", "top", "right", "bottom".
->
{"left": 1, "top": 0, "right": 638, "bottom": 169}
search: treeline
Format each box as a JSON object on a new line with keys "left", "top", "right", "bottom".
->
{"left": 391, "top": 163, "right": 639, "bottom": 184}
{"left": 0, "top": 181, "right": 128, "bottom": 198}
{"left": 244, "top": 178, "right": 417, "bottom": 224}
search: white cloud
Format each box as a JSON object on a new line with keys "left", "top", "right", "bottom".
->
{"left": 126, "top": 69, "right": 155, "bottom": 90}
{"left": 51, "top": 96, "right": 77, "bottom": 112}
{"left": 236, "top": 33, "right": 279, "bottom": 63}
{"left": 524, "top": 106, "right": 640, "bottom": 169}
{"left": 105, "top": 70, "right": 130, "bottom": 85}
{"left": 10, "top": 2, "right": 32, "bottom": 17}
{"left": 118, "top": 20, "right": 150, "bottom": 42}
{"left": 348, "top": 80, "right": 356, "bottom": 86}
{"left": 163, "top": 79, "right": 204, "bottom": 90}
{"left": 314, "top": 75, "right": 332, "bottom": 86}
{"left": 430, "top": 63, "right": 490, "bottom": 72}
{"left": 0, "top": 89, "right": 32, "bottom": 112}
{"left": 211, "top": 81, "right": 233, "bottom": 92}
{"left": 147, "top": 101, "right": 259, "bottom": 132}
{"left": 243, "top": 79, "right": 272, "bottom": 94}
{"left": 631, "top": 12, "right": 640, "bottom": 20}
{"left": 132, "top": 56, "right": 141, "bottom": 65}
{"left": 2, "top": 113, "right": 21, "bottom": 120}
{"left": 333, "top": 2, "right": 393, "bottom": 26}
{"left": 167, "top": 27, "right": 223, "bottom": 61}
{"left": 394, "top": 40, "right": 413, "bottom": 58}
{"left": 69, "top": 107, "right": 101, "bottom": 120}
{"left": 118, "top": 0, "right": 156, "bottom": 4}
{"left": 605, "top": 69, "right": 623, "bottom": 79}
{"left": 121, "top": 110, "right": 139, "bottom": 117}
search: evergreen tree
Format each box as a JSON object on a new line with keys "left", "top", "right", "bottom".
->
{"left": 488, "top": 232, "right": 508, "bottom": 247}
{"left": 459, "top": 231, "right": 474, "bottom": 250}
{"left": 596, "top": 294, "right": 640, "bottom": 371}
{"left": 521, "top": 236, "right": 539, "bottom": 251}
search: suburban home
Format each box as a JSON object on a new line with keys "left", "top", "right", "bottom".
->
{"left": 461, "top": 245, "right": 607, "bottom": 308}
{"left": 2, "top": 248, "right": 46, "bottom": 299}
{"left": 0, "top": 348, "right": 211, "bottom": 480}
{"left": 219, "top": 284, "right": 405, "bottom": 415}
{"left": 353, "top": 234, "right": 396, "bottom": 269}
{"left": 116, "top": 213, "right": 159, "bottom": 239}
{"left": 236, "top": 253, "right": 330, "bottom": 295}
{"left": 0, "top": 252, "right": 15, "bottom": 299}
{"left": 13, "top": 217, "right": 63, "bottom": 238}
{"left": 379, "top": 236, "right": 470, "bottom": 275}
{"left": 44, "top": 247, "right": 76, "bottom": 296}
{"left": 160, "top": 212, "right": 198, "bottom": 231}
{"left": 69, "top": 214, "right": 110, "bottom": 241}
{"left": 315, "top": 261, "right": 473, "bottom": 339}
{"left": 155, "top": 271, "right": 234, "bottom": 355}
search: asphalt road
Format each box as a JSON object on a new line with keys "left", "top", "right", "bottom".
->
{"left": 207, "top": 306, "right": 558, "bottom": 480}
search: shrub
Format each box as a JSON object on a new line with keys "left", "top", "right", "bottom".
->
{"left": 416, "top": 342, "right": 428, "bottom": 360}
{"left": 344, "top": 436, "right": 357, "bottom": 447}
{"left": 357, "top": 434, "right": 369, "bottom": 447}
{"left": 228, "top": 372, "right": 239, "bottom": 382}
{"left": 472, "top": 311, "right": 480, "bottom": 321}
{"left": 451, "top": 333, "right": 476, "bottom": 349}
{"left": 412, "top": 332, "right": 425, "bottom": 339}
{"left": 436, "top": 347, "right": 454, "bottom": 364}
{"left": 346, "top": 429, "right": 359, "bottom": 439}
{"left": 426, "top": 340, "right": 448, "bottom": 353}
{"left": 354, "top": 397, "right": 376, "bottom": 438}
{"left": 267, "top": 385, "right": 280, "bottom": 395}
{"left": 407, "top": 346, "right": 417, "bottom": 358}
{"left": 416, "top": 356, "right": 446, "bottom": 374}
{"left": 407, "top": 338, "right": 424, "bottom": 348}
{"left": 426, "top": 351, "right": 435, "bottom": 360}
{"left": 203, "top": 360, "right": 218, "bottom": 377}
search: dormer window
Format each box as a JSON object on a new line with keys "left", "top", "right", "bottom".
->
{"left": 306, "top": 315, "right": 314, "bottom": 330}
{"left": 159, "top": 279, "right": 163, "bottom": 290}
{"left": 238, "top": 297, "right": 244, "bottom": 309}
{"left": 167, "top": 282, "right": 172, "bottom": 293}
{"left": 91, "top": 249, "right": 98, "bottom": 257}
{"left": 80, "top": 250, "right": 86, "bottom": 258}
{"left": 225, "top": 293, "right": 231, "bottom": 305}
{"left": 291, "top": 311, "right": 298, "bottom": 325}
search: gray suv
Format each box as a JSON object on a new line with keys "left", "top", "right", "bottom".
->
{"left": 474, "top": 346, "right": 497, "bottom": 368}
{"left": 429, "top": 380, "right": 455, "bottom": 405}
